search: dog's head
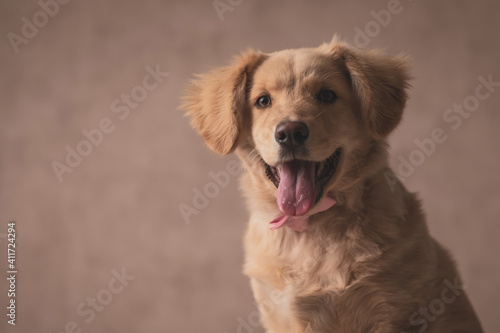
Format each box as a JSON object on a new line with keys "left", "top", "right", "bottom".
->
{"left": 183, "top": 38, "right": 410, "bottom": 216}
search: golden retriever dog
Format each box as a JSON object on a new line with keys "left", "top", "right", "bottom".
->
{"left": 182, "top": 37, "right": 483, "bottom": 332}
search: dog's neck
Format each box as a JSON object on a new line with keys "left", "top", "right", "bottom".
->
{"left": 238, "top": 142, "right": 422, "bottom": 289}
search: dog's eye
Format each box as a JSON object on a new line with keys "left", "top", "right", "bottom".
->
{"left": 255, "top": 95, "right": 272, "bottom": 109}
{"left": 317, "top": 89, "right": 337, "bottom": 104}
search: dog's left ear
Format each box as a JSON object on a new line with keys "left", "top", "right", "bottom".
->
{"left": 328, "top": 40, "right": 411, "bottom": 139}
{"left": 182, "top": 50, "right": 267, "bottom": 155}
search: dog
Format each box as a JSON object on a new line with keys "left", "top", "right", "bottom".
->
{"left": 182, "top": 37, "right": 483, "bottom": 332}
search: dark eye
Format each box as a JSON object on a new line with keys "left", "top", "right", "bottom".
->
{"left": 256, "top": 95, "right": 272, "bottom": 108}
{"left": 317, "top": 89, "right": 337, "bottom": 104}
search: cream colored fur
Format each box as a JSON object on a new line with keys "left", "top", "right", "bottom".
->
{"left": 182, "top": 37, "right": 483, "bottom": 332}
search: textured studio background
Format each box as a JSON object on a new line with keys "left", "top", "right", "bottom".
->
{"left": 0, "top": 1, "right": 499, "bottom": 332}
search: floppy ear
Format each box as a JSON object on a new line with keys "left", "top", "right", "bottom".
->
{"left": 330, "top": 41, "right": 411, "bottom": 139}
{"left": 182, "top": 50, "right": 267, "bottom": 154}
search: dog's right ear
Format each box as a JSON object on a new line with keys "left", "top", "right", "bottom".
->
{"left": 182, "top": 50, "right": 267, "bottom": 155}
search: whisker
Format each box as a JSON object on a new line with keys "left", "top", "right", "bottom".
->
{"left": 245, "top": 147, "right": 257, "bottom": 160}
{"left": 312, "top": 110, "right": 326, "bottom": 120}
{"left": 347, "top": 150, "right": 360, "bottom": 175}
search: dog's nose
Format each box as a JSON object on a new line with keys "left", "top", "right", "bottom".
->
{"left": 275, "top": 121, "right": 309, "bottom": 147}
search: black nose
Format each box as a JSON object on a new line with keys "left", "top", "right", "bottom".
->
{"left": 274, "top": 121, "right": 309, "bottom": 147}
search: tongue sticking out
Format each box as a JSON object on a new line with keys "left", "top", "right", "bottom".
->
{"left": 277, "top": 160, "right": 316, "bottom": 216}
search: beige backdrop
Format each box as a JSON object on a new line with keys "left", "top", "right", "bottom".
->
{"left": 1, "top": 0, "right": 499, "bottom": 332}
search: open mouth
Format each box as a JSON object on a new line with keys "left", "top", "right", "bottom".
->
{"left": 265, "top": 148, "right": 342, "bottom": 216}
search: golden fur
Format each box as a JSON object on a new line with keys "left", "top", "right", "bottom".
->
{"left": 183, "top": 37, "right": 483, "bottom": 332}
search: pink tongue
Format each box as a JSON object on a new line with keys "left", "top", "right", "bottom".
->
{"left": 277, "top": 161, "right": 316, "bottom": 216}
